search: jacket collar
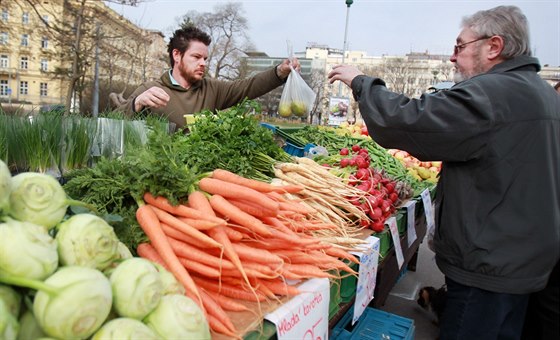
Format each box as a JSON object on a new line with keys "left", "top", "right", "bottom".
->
{"left": 160, "top": 70, "right": 202, "bottom": 92}
{"left": 486, "top": 55, "right": 541, "bottom": 74}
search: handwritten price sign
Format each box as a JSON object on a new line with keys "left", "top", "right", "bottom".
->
{"left": 421, "top": 188, "right": 436, "bottom": 236}
{"left": 403, "top": 200, "right": 417, "bottom": 247}
{"left": 265, "top": 278, "right": 330, "bottom": 340}
{"left": 352, "top": 236, "right": 380, "bottom": 324}
{"left": 387, "top": 216, "right": 404, "bottom": 269}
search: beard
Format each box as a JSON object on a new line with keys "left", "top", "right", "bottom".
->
{"left": 453, "top": 51, "right": 486, "bottom": 83}
{"left": 177, "top": 60, "right": 204, "bottom": 86}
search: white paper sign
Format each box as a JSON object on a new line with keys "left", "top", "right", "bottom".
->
{"left": 387, "top": 216, "right": 404, "bottom": 269}
{"left": 421, "top": 188, "right": 436, "bottom": 237}
{"left": 351, "top": 236, "right": 380, "bottom": 324}
{"left": 403, "top": 200, "right": 417, "bottom": 247}
{"left": 265, "top": 278, "right": 330, "bottom": 340}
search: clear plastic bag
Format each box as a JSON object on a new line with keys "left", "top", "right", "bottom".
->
{"left": 278, "top": 67, "right": 316, "bottom": 118}
{"left": 278, "top": 41, "right": 316, "bottom": 120}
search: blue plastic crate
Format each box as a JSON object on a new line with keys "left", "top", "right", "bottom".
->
{"left": 283, "top": 142, "right": 305, "bottom": 157}
{"left": 303, "top": 143, "right": 316, "bottom": 154}
{"left": 331, "top": 306, "right": 414, "bottom": 340}
{"left": 259, "top": 122, "right": 277, "bottom": 133}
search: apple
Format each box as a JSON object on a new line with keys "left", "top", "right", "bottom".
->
{"left": 394, "top": 150, "right": 409, "bottom": 160}
{"left": 291, "top": 101, "right": 307, "bottom": 116}
{"left": 278, "top": 104, "right": 292, "bottom": 117}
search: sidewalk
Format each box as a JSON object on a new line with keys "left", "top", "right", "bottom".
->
{"left": 378, "top": 238, "right": 445, "bottom": 340}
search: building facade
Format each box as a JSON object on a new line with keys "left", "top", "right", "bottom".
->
{"left": 0, "top": 0, "right": 167, "bottom": 114}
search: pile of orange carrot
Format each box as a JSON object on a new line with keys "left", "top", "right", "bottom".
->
{"left": 135, "top": 169, "right": 361, "bottom": 338}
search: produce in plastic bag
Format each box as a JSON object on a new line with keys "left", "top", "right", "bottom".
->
{"left": 278, "top": 67, "right": 316, "bottom": 118}
{"left": 278, "top": 42, "right": 316, "bottom": 118}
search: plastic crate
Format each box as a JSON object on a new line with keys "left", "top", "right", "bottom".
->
{"left": 277, "top": 126, "right": 304, "bottom": 134}
{"left": 340, "top": 261, "right": 359, "bottom": 303}
{"left": 414, "top": 197, "right": 424, "bottom": 220}
{"left": 373, "top": 229, "right": 393, "bottom": 259}
{"left": 283, "top": 142, "right": 306, "bottom": 157}
{"left": 259, "top": 122, "right": 277, "bottom": 133}
{"left": 282, "top": 142, "right": 317, "bottom": 157}
{"left": 331, "top": 306, "right": 415, "bottom": 340}
{"left": 330, "top": 277, "right": 342, "bottom": 320}
{"left": 396, "top": 210, "right": 407, "bottom": 236}
{"left": 276, "top": 127, "right": 307, "bottom": 147}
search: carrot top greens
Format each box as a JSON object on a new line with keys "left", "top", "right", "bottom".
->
{"left": 63, "top": 100, "right": 290, "bottom": 253}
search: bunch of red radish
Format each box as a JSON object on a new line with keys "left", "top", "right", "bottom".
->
{"left": 338, "top": 145, "right": 399, "bottom": 233}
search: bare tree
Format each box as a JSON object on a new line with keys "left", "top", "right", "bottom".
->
{"left": 435, "top": 62, "right": 454, "bottom": 82}
{"left": 177, "top": 2, "right": 254, "bottom": 80}
{"left": 308, "top": 67, "right": 327, "bottom": 124}
{"left": 380, "top": 58, "right": 418, "bottom": 97}
{"left": 102, "top": 29, "right": 166, "bottom": 108}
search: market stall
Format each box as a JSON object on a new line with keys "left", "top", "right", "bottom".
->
{"left": 0, "top": 101, "right": 438, "bottom": 339}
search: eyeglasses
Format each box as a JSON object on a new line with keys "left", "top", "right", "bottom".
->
{"left": 453, "top": 36, "right": 490, "bottom": 55}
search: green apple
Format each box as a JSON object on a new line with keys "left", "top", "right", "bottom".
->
{"left": 291, "top": 101, "right": 307, "bottom": 117}
{"left": 278, "top": 104, "right": 292, "bottom": 117}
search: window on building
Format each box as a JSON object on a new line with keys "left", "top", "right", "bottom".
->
{"left": 1, "top": 9, "right": 8, "bottom": 22}
{"left": 22, "top": 12, "right": 29, "bottom": 24}
{"left": 20, "top": 56, "right": 28, "bottom": 69}
{"left": 0, "top": 55, "right": 8, "bottom": 68}
{"left": 0, "top": 80, "right": 8, "bottom": 96}
{"left": 21, "top": 34, "right": 29, "bottom": 47}
{"left": 19, "top": 81, "right": 28, "bottom": 95}
{"left": 40, "top": 82, "right": 48, "bottom": 97}
{"left": 40, "top": 59, "right": 48, "bottom": 72}
{"left": 41, "top": 37, "right": 48, "bottom": 49}
{"left": 0, "top": 32, "right": 7, "bottom": 45}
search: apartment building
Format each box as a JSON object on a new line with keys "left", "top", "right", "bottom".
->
{"left": 0, "top": 1, "right": 64, "bottom": 112}
{"left": 539, "top": 65, "right": 560, "bottom": 88}
{"left": 0, "top": 0, "right": 167, "bottom": 114}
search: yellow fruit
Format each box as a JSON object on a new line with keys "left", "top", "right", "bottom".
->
{"left": 278, "top": 104, "right": 292, "bottom": 117}
{"left": 407, "top": 168, "right": 422, "bottom": 181}
{"left": 429, "top": 166, "right": 439, "bottom": 173}
{"left": 427, "top": 172, "right": 439, "bottom": 183}
{"left": 416, "top": 167, "right": 432, "bottom": 180}
{"left": 291, "top": 101, "right": 307, "bottom": 116}
{"left": 394, "top": 150, "right": 409, "bottom": 160}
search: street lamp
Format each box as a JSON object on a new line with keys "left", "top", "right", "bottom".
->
{"left": 338, "top": 0, "right": 353, "bottom": 96}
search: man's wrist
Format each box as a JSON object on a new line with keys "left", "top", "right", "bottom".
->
{"left": 132, "top": 97, "right": 143, "bottom": 113}
{"left": 275, "top": 65, "right": 283, "bottom": 79}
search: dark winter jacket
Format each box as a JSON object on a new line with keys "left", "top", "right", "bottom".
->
{"left": 350, "top": 55, "right": 560, "bottom": 294}
{"left": 119, "top": 67, "right": 284, "bottom": 128}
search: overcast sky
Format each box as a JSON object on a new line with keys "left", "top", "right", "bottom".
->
{"left": 107, "top": 0, "right": 560, "bottom": 66}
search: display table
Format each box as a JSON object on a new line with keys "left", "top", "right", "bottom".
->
{"left": 372, "top": 212, "right": 427, "bottom": 307}
{"left": 328, "top": 204, "right": 428, "bottom": 329}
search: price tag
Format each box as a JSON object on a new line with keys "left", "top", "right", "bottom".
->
{"left": 265, "top": 278, "right": 330, "bottom": 340}
{"left": 387, "top": 216, "right": 404, "bottom": 269}
{"left": 351, "top": 236, "right": 380, "bottom": 324}
{"left": 403, "top": 200, "right": 417, "bottom": 247}
{"left": 421, "top": 188, "right": 436, "bottom": 238}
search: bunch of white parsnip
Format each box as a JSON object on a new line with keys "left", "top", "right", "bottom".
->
{"left": 0, "top": 160, "right": 210, "bottom": 340}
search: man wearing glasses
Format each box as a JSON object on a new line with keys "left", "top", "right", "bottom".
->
{"left": 329, "top": 5, "right": 559, "bottom": 340}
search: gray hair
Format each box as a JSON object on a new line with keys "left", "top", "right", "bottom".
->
{"left": 462, "top": 5, "right": 531, "bottom": 59}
